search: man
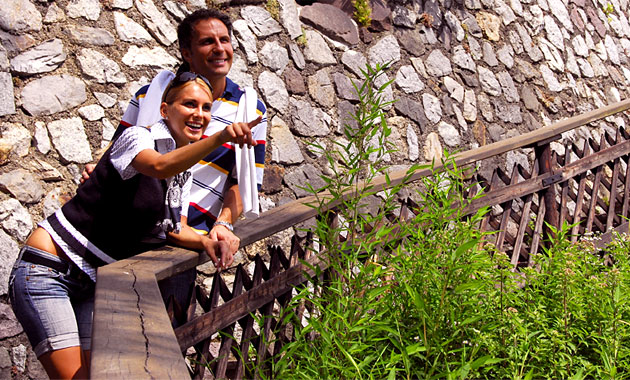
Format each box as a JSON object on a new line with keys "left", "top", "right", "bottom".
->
{"left": 86, "top": 8, "right": 267, "bottom": 321}
{"left": 104, "top": 8, "right": 267, "bottom": 250}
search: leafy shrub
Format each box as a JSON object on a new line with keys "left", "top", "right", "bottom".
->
{"left": 262, "top": 64, "right": 630, "bottom": 379}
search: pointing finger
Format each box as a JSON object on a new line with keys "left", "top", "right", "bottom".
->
{"left": 248, "top": 115, "right": 263, "bottom": 128}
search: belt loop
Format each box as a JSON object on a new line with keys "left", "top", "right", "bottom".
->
{"left": 16, "top": 246, "right": 27, "bottom": 263}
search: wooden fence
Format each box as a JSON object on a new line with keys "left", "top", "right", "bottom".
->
{"left": 91, "top": 98, "right": 630, "bottom": 379}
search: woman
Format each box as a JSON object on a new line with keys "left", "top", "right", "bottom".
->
{"left": 8, "top": 72, "right": 260, "bottom": 379}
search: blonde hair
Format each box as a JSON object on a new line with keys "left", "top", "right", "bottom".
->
{"left": 162, "top": 77, "right": 213, "bottom": 104}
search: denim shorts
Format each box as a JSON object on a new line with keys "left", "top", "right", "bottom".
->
{"left": 8, "top": 246, "right": 95, "bottom": 357}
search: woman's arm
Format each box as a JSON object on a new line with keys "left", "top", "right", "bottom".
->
{"left": 133, "top": 116, "right": 261, "bottom": 179}
{"left": 167, "top": 216, "right": 234, "bottom": 271}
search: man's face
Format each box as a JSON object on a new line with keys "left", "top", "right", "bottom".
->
{"left": 182, "top": 18, "right": 233, "bottom": 84}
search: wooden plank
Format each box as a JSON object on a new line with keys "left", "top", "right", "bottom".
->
{"left": 101, "top": 244, "right": 211, "bottom": 281}
{"left": 559, "top": 148, "right": 572, "bottom": 227}
{"left": 478, "top": 170, "right": 499, "bottom": 239}
{"left": 234, "top": 312, "right": 255, "bottom": 379}
{"left": 622, "top": 156, "right": 630, "bottom": 219}
{"left": 592, "top": 221, "right": 630, "bottom": 249}
{"left": 511, "top": 194, "right": 533, "bottom": 267}
{"left": 495, "top": 165, "right": 520, "bottom": 251}
{"left": 233, "top": 255, "right": 267, "bottom": 379}
{"left": 191, "top": 339, "right": 213, "bottom": 380}
{"left": 91, "top": 267, "right": 189, "bottom": 380}
{"left": 465, "top": 138, "right": 630, "bottom": 218}
{"left": 529, "top": 198, "right": 546, "bottom": 266}
{"left": 599, "top": 173, "right": 625, "bottom": 216}
{"left": 254, "top": 300, "right": 275, "bottom": 379}
{"left": 607, "top": 157, "right": 621, "bottom": 230}
{"left": 586, "top": 166, "right": 603, "bottom": 233}
{"left": 536, "top": 143, "right": 559, "bottom": 233}
{"left": 214, "top": 268, "right": 246, "bottom": 379}
{"left": 571, "top": 144, "right": 589, "bottom": 242}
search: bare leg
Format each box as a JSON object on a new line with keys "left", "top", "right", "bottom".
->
{"left": 39, "top": 346, "right": 89, "bottom": 380}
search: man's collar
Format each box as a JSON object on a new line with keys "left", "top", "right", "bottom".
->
{"left": 223, "top": 77, "right": 239, "bottom": 98}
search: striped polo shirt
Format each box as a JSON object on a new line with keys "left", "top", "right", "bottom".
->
{"left": 118, "top": 76, "right": 267, "bottom": 234}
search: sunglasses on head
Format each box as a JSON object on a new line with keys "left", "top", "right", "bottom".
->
{"left": 162, "top": 72, "right": 213, "bottom": 102}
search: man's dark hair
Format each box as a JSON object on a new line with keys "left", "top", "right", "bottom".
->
{"left": 178, "top": 8, "right": 233, "bottom": 54}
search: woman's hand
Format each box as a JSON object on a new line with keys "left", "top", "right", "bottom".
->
{"left": 202, "top": 237, "right": 233, "bottom": 271}
{"left": 220, "top": 116, "right": 262, "bottom": 147}
{"left": 209, "top": 223, "right": 240, "bottom": 255}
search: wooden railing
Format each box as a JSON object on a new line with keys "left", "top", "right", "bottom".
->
{"left": 91, "top": 99, "right": 630, "bottom": 379}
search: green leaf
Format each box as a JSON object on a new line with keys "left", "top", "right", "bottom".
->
{"left": 454, "top": 281, "right": 484, "bottom": 293}
{"left": 523, "top": 369, "right": 535, "bottom": 380}
{"left": 455, "top": 239, "right": 478, "bottom": 257}
{"left": 387, "top": 367, "right": 396, "bottom": 380}
{"left": 404, "top": 283, "right": 425, "bottom": 311}
{"left": 460, "top": 315, "right": 484, "bottom": 326}
{"left": 405, "top": 343, "right": 426, "bottom": 355}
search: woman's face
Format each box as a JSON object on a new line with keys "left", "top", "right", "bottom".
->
{"left": 160, "top": 82, "right": 213, "bottom": 147}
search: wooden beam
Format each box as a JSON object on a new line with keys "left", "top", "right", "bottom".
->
{"left": 592, "top": 221, "right": 630, "bottom": 250}
{"left": 91, "top": 267, "right": 189, "bottom": 379}
{"left": 91, "top": 246, "right": 212, "bottom": 379}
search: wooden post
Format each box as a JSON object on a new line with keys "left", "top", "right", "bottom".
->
{"left": 536, "top": 142, "right": 559, "bottom": 242}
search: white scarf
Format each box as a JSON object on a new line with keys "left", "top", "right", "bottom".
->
{"left": 234, "top": 87, "right": 260, "bottom": 218}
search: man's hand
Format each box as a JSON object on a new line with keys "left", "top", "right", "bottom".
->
{"left": 209, "top": 223, "right": 240, "bottom": 255}
{"left": 80, "top": 163, "right": 96, "bottom": 184}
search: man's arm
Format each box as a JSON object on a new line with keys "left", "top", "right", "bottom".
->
{"left": 209, "top": 182, "right": 242, "bottom": 254}
{"left": 81, "top": 84, "right": 147, "bottom": 183}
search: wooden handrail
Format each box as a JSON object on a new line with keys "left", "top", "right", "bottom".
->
{"left": 91, "top": 246, "right": 212, "bottom": 379}
{"left": 91, "top": 98, "right": 630, "bottom": 379}
{"left": 236, "top": 98, "right": 630, "bottom": 247}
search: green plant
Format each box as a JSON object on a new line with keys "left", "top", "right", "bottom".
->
{"left": 249, "top": 58, "right": 630, "bottom": 378}
{"left": 603, "top": 2, "right": 615, "bottom": 16}
{"left": 239, "top": 63, "right": 630, "bottom": 379}
{"left": 273, "top": 62, "right": 403, "bottom": 378}
{"left": 603, "top": 2, "right": 615, "bottom": 22}
{"left": 296, "top": 27, "right": 307, "bottom": 46}
{"left": 353, "top": 0, "right": 372, "bottom": 28}
{"left": 265, "top": 0, "right": 280, "bottom": 21}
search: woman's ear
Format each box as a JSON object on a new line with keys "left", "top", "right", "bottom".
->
{"left": 160, "top": 102, "right": 168, "bottom": 120}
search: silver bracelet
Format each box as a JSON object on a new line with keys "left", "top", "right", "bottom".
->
{"left": 214, "top": 220, "right": 234, "bottom": 232}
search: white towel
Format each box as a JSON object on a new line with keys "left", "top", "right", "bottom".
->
{"left": 136, "top": 70, "right": 175, "bottom": 128}
{"left": 234, "top": 87, "right": 260, "bottom": 218}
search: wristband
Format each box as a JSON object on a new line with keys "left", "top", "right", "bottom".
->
{"left": 214, "top": 221, "right": 234, "bottom": 232}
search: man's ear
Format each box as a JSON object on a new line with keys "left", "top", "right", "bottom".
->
{"left": 181, "top": 48, "right": 192, "bottom": 66}
{"left": 160, "top": 102, "right": 168, "bottom": 119}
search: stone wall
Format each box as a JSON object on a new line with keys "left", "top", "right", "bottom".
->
{"left": 2, "top": 0, "right": 630, "bottom": 376}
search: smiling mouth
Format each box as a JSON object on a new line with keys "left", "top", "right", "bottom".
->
{"left": 186, "top": 122, "right": 203, "bottom": 131}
